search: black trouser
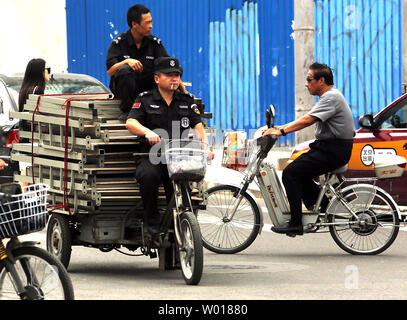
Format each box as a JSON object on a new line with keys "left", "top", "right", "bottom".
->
{"left": 134, "top": 157, "right": 174, "bottom": 230}
{"left": 110, "top": 65, "right": 155, "bottom": 114}
{"left": 282, "top": 139, "right": 353, "bottom": 226}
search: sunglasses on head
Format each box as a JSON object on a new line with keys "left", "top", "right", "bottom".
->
{"left": 45, "top": 67, "right": 51, "bottom": 74}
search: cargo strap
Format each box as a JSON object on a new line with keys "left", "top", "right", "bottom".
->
{"left": 31, "top": 93, "right": 119, "bottom": 215}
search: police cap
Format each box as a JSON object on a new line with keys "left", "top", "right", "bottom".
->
{"left": 154, "top": 57, "right": 183, "bottom": 75}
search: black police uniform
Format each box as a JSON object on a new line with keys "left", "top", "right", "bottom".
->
{"left": 127, "top": 58, "right": 202, "bottom": 234}
{"left": 106, "top": 29, "right": 169, "bottom": 114}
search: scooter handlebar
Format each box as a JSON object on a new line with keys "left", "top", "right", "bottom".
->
{"left": 255, "top": 134, "right": 277, "bottom": 158}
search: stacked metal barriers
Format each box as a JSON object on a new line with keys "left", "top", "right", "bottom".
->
{"left": 10, "top": 93, "right": 157, "bottom": 217}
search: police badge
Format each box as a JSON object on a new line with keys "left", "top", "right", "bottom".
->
{"left": 181, "top": 117, "right": 190, "bottom": 128}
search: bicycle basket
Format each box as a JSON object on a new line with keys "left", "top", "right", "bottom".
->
{"left": 0, "top": 183, "right": 49, "bottom": 239}
{"left": 165, "top": 139, "right": 208, "bottom": 182}
{"left": 221, "top": 131, "right": 249, "bottom": 171}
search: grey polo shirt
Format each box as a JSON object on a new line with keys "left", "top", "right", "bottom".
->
{"left": 308, "top": 87, "right": 355, "bottom": 140}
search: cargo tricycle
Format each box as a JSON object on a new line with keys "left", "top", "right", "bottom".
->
{"left": 10, "top": 93, "right": 208, "bottom": 285}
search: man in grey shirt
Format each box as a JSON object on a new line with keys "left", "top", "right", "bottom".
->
{"left": 309, "top": 86, "right": 355, "bottom": 140}
{"left": 262, "top": 62, "right": 355, "bottom": 235}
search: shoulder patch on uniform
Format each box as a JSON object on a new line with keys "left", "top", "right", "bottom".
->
{"left": 132, "top": 102, "right": 141, "bottom": 109}
{"left": 191, "top": 104, "right": 200, "bottom": 115}
{"left": 112, "top": 32, "right": 126, "bottom": 45}
{"left": 149, "top": 35, "right": 162, "bottom": 45}
{"left": 138, "top": 91, "right": 151, "bottom": 97}
{"left": 179, "top": 91, "right": 194, "bottom": 99}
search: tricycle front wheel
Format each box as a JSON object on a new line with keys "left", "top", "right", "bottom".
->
{"left": 178, "top": 211, "right": 203, "bottom": 285}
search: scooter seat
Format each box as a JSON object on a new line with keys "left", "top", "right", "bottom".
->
{"left": 331, "top": 164, "right": 348, "bottom": 174}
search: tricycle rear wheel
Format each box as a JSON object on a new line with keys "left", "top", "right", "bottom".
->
{"left": 46, "top": 213, "right": 72, "bottom": 269}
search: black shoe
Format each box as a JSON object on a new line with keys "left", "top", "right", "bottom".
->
{"left": 271, "top": 222, "right": 303, "bottom": 235}
{"left": 144, "top": 229, "right": 162, "bottom": 248}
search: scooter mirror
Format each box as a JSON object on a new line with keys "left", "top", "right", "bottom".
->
{"left": 266, "top": 104, "right": 276, "bottom": 128}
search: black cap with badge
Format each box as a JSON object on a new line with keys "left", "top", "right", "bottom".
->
{"left": 154, "top": 57, "right": 183, "bottom": 76}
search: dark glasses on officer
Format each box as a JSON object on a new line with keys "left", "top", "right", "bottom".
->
{"left": 306, "top": 77, "right": 315, "bottom": 82}
{"left": 45, "top": 67, "right": 51, "bottom": 74}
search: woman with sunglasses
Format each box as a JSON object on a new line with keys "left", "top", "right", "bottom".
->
{"left": 18, "top": 58, "right": 50, "bottom": 113}
{"left": 17, "top": 58, "right": 51, "bottom": 181}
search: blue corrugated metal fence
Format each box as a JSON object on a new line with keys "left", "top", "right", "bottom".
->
{"left": 65, "top": 0, "right": 296, "bottom": 145}
{"left": 314, "top": 0, "right": 403, "bottom": 124}
{"left": 65, "top": 0, "right": 404, "bottom": 146}
{"left": 209, "top": 1, "right": 260, "bottom": 132}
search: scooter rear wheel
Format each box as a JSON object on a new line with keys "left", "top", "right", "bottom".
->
{"left": 197, "top": 185, "right": 261, "bottom": 254}
{"left": 328, "top": 185, "right": 399, "bottom": 255}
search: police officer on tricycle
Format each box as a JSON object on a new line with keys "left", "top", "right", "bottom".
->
{"left": 125, "top": 56, "right": 213, "bottom": 284}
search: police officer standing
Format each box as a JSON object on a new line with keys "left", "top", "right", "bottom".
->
{"left": 106, "top": 4, "right": 188, "bottom": 120}
{"left": 126, "top": 57, "right": 212, "bottom": 237}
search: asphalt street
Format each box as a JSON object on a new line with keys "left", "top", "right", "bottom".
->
{"left": 21, "top": 216, "right": 407, "bottom": 301}
{"left": 16, "top": 150, "right": 407, "bottom": 302}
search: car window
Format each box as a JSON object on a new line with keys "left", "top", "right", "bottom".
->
{"left": 45, "top": 78, "right": 108, "bottom": 94}
{"left": 45, "top": 83, "right": 108, "bottom": 94}
{"left": 1, "top": 75, "right": 108, "bottom": 96}
{"left": 376, "top": 98, "right": 407, "bottom": 129}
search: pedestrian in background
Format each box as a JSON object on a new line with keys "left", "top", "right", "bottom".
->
{"left": 18, "top": 58, "right": 50, "bottom": 113}
{"left": 18, "top": 58, "right": 51, "bottom": 181}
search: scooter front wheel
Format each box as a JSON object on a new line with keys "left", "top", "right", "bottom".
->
{"left": 197, "top": 185, "right": 261, "bottom": 254}
{"left": 178, "top": 211, "right": 203, "bottom": 285}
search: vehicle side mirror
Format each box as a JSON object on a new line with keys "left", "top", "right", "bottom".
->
{"left": 358, "top": 114, "right": 374, "bottom": 130}
{"left": 266, "top": 104, "right": 276, "bottom": 128}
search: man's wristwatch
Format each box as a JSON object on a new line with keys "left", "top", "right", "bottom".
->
{"left": 280, "top": 128, "right": 287, "bottom": 136}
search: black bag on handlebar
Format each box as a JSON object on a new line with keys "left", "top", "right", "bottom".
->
{"left": 257, "top": 135, "right": 277, "bottom": 159}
